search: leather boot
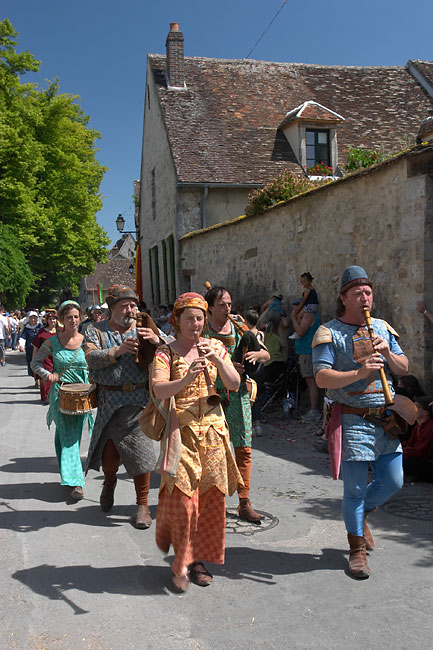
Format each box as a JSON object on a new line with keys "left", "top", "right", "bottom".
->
{"left": 234, "top": 446, "right": 264, "bottom": 523}
{"left": 363, "top": 508, "right": 376, "bottom": 551}
{"left": 238, "top": 498, "right": 264, "bottom": 523}
{"left": 132, "top": 473, "right": 152, "bottom": 528}
{"left": 347, "top": 534, "right": 370, "bottom": 580}
{"left": 133, "top": 504, "right": 152, "bottom": 529}
{"left": 100, "top": 479, "right": 117, "bottom": 512}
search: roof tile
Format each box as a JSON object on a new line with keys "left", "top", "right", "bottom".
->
{"left": 149, "top": 55, "right": 433, "bottom": 184}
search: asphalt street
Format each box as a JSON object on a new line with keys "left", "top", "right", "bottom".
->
{"left": 1, "top": 350, "right": 432, "bottom": 650}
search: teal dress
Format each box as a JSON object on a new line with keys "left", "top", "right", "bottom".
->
{"left": 47, "top": 337, "right": 94, "bottom": 488}
{"left": 204, "top": 322, "right": 252, "bottom": 448}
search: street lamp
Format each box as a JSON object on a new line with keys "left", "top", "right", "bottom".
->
{"left": 115, "top": 213, "right": 137, "bottom": 238}
{"left": 116, "top": 213, "right": 125, "bottom": 232}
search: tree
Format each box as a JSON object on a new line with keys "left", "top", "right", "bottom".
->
{"left": 0, "top": 19, "right": 109, "bottom": 307}
{"left": 0, "top": 224, "right": 34, "bottom": 308}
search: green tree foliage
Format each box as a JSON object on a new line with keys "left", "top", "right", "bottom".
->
{"left": 245, "top": 169, "right": 316, "bottom": 217}
{"left": 0, "top": 19, "right": 109, "bottom": 307}
{"left": 0, "top": 224, "right": 34, "bottom": 308}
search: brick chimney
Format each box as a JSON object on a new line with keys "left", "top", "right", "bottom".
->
{"left": 166, "top": 22, "right": 185, "bottom": 88}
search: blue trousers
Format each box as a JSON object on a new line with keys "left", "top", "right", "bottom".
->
{"left": 341, "top": 452, "right": 403, "bottom": 536}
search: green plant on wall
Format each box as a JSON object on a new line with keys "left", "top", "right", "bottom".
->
{"left": 245, "top": 170, "right": 315, "bottom": 217}
{"left": 344, "top": 146, "right": 389, "bottom": 172}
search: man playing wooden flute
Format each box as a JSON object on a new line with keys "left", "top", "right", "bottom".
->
{"left": 83, "top": 284, "right": 172, "bottom": 529}
{"left": 312, "top": 266, "right": 409, "bottom": 579}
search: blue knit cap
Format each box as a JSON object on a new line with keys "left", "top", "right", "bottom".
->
{"left": 340, "top": 266, "right": 372, "bottom": 293}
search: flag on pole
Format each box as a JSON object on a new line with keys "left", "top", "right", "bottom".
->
{"left": 97, "top": 283, "right": 103, "bottom": 304}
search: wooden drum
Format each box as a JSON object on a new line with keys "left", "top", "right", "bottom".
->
{"left": 58, "top": 383, "right": 97, "bottom": 415}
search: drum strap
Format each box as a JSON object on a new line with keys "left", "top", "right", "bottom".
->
{"left": 58, "top": 347, "right": 82, "bottom": 384}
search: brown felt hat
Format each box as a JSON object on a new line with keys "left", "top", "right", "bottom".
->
{"left": 106, "top": 285, "right": 138, "bottom": 308}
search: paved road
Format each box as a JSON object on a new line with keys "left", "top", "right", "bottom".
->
{"left": 1, "top": 350, "right": 432, "bottom": 650}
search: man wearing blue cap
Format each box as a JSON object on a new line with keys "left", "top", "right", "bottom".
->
{"left": 312, "top": 266, "right": 409, "bottom": 579}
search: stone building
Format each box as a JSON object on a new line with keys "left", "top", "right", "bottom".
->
{"left": 79, "top": 236, "right": 137, "bottom": 308}
{"left": 138, "top": 22, "right": 433, "bottom": 308}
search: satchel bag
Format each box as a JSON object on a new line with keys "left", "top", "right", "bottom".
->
{"left": 245, "top": 376, "right": 257, "bottom": 405}
{"left": 154, "top": 396, "right": 182, "bottom": 478}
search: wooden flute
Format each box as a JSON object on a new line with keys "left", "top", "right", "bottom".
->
{"left": 362, "top": 307, "right": 394, "bottom": 406}
{"left": 193, "top": 331, "right": 221, "bottom": 407}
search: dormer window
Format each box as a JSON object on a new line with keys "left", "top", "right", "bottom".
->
{"left": 306, "top": 129, "right": 330, "bottom": 167}
{"left": 279, "top": 101, "right": 344, "bottom": 176}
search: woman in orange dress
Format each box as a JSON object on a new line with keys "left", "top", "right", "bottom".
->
{"left": 152, "top": 292, "right": 242, "bottom": 592}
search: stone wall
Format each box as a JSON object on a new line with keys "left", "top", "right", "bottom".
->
{"left": 138, "top": 62, "right": 179, "bottom": 304}
{"left": 180, "top": 146, "right": 433, "bottom": 388}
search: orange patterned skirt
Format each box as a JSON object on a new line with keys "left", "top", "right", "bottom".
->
{"left": 156, "top": 485, "right": 226, "bottom": 577}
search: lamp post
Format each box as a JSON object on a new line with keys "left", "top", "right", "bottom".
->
{"left": 115, "top": 213, "right": 138, "bottom": 238}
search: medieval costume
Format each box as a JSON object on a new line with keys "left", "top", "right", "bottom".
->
{"left": 32, "top": 309, "right": 57, "bottom": 403}
{"left": 31, "top": 302, "right": 93, "bottom": 491}
{"left": 152, "top": 292, "right": 242, "bottom": 589}
{"left": 312, "top": 266, "right": 408, "bottom": 579}
{"left": 204, "top": 314, "right": 265, "bottom": 522}
{"left": 83, "top": 284, "right": 170, "bottom": 528}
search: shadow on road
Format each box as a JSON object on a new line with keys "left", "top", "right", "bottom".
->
{"left": 220, "top": 546, "right": 344, "bottom": 584}
{"left": 12, "top": 563, "right": 170, "bottom": 614}
{"left": 0, "top": 457, "right": 59, "bottom": 474}
{"left": 0, "top": 502, "right": 158, "bottom": 532}
{"left": 12, "top": 543, "right": 344, "bottom": 615}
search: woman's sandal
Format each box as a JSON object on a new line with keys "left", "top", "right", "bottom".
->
{"left": 172, "top": 572, "right": 190, "bottom": 593}
{"left": 188, "top": 562, "right": 213, "bottom": 587}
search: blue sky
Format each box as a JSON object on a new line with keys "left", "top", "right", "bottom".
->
{"left": 2, "top": 0, "right": 432, "bottom": 246}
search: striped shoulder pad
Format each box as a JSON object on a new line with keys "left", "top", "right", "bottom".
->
{"left": 312, "top": 325, "right": 333, "bottom": 348}
{"left": 382, "top": 320, "right": 400, "bottom": 339}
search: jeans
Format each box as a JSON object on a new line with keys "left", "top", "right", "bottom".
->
{"left": 341, "top": 452, "right": 403, "bottom": 536}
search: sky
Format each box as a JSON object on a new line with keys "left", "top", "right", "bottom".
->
{"left": 2, "top": 0, "right": 433, "bottom": 247}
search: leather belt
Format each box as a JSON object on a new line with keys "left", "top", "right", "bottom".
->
{"left": 341, "top": 405, "right": 387, "bottom": 417}
{"left": 98, "top": 382, "right": 146, "bottom": 393}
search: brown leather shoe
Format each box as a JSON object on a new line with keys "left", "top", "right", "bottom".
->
{"left": 100, "top": 479, "right": 117, "bottom": 512}
{"left": 189, "top": 562, "right": 213, "bottom": 587}
{"left": 132, "top": 504, "right": 152, "bottom": 529}
{"left": 238, "top": 498, "right": 264, "bottom": 524}
{"left": 347, "top": 533, "right": 370, "bottom": 579}
{"left": 363, "top": 508, "right": 376, "bottom": 551}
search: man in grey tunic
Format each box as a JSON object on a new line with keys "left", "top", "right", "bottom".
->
{"left": 83, "top": 284, "right": 171, "bottom": 529}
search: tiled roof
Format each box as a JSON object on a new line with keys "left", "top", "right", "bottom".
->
{"left": 149, "top": 55, "right": 433, "bottom": 184}
{"left": 84, "top": 259, "right": 136, "bottom": 291}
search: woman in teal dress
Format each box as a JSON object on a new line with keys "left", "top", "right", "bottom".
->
{"left": 32, "top": 301, "right": 93, "bottom": 500}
